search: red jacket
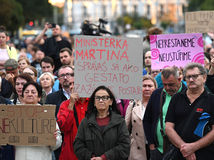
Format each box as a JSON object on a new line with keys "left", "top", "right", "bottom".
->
{"left": 57, "top": 98, "right": 89, "bottom": 160}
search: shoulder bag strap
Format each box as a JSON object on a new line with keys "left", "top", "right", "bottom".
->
{"left": 160, "top": 90, "right": 165, "bottom": 137}
{"left": 73, "top": 105, "right": 79, "bottom": 128}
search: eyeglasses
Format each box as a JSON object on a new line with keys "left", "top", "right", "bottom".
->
{"left": 58, "top": 73, "right": 74, "bottom": 78}
{"left": 185, "top": 74, "right": 202, "bottom": 81}
{"left": 95, "top": 96, "right": 110, "bottom": 101}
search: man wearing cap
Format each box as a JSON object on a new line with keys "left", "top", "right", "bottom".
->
{"left": 0, "top": 59, "right": 18, "bottom": 98}
{"left": 35, "top": 23, "right": 72, "bottom": 71}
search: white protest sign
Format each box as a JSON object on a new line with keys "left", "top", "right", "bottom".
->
{"left": 74, "top": 35, "right": 143, "bottom": 99}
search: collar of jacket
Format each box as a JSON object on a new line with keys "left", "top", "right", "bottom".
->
{"left": 87, "top": 111, "right": 123, "bottom": 130}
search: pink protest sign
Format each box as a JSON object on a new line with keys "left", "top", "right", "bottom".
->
{"left": 150, "top": 33, "right": 204, "bottom": 70}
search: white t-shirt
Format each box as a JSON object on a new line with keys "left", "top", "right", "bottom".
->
{"left": 0, "top": 48, "right": 9, "bottom": 61}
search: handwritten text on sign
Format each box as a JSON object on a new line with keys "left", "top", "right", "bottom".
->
{"left": 74, "top": 36, "right": 143, "bottom": 99}
{"left": 0, "top": 105, "right": 56, "bottom": 146}
{"left": 185, "top": 11, "right": 214, "bottom": 33}
{"left": 150, "top": 33, "right": 204, "bottom": 70}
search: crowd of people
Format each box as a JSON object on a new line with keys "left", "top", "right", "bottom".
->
{"left": 0, "top": 23, "right": 214, "bottom": 160}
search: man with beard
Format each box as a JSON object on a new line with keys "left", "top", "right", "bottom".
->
{"left": 35, "top": 23, "right": 72, "bottom": 71}
{"left": 143, "top": 66, "right": 186, "bottom": 160}
{"left": 59, "top": 48, "right": 74, "bottom": 67}
{"left": 45, "top": 65, "right": 74, "bottom": 117}
{"left": 45, "top": 65, "right": 74, "bottom": 160}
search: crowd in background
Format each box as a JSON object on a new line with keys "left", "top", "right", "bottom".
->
{"left": 0, "top": 22, "right": 214, "bottom": 160}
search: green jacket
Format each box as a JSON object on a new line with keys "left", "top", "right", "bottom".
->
{"left": 74, "top": 111, "right": 130, "bottom": 160}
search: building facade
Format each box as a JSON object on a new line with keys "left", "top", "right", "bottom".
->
{"left": 63, "top": 0, "right": 188, "bottom": 31}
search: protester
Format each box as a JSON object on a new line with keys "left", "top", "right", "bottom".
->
{"left": 39, "top": 72, "right": 56, "bottom": 95}
{"left": 45, "top": 65, "right": 74, "bottom": 160}
{"left": 126, "top": 75, "right": 157, "bottom": 160}
{"left": 46, "top": 65, "right": 74, "bottom": 117}
{"left": 11, "top": 73, "right": 34, "bottom": 104}
{"left": 57, "top": 72, "right": 89, "bottom": 160}
{"left": 0, "top": 96, "right": 14, "bottom": 160}
{"left": 165, "top": 63, "right": 214, "bottom": 160}
{"left": 31, "top": 49, "right": 45, "bottom": 78}
{"left": 15, "top": 82, "right": 62, "bottom": 160}
{"left": 40, "top": 56, "right": 59, "bottom": 91}
{"left": 23, "top": 65, "right": 38, "bottom": 82}
{"left": 35, "top": 23, "right": 72, "bottom": 71}
{"left": 143, "top": 66, "right": 186, "bottom": 160}
{"left": 18, "top": 57, "right": 30, "bottom": 74}
{"left": 23, "top": 66, "right": 46, "bottom": 104}
{"left": 116, "top": 99, "right": 130, "bottom": 117}
{"left": 151, "top": 69, "right": 160, "bottom": 78}
{"left": 0, "top": 25, "right": 17, "bottom": 70}
{"left": 143, "top": 27, "right": 163, "bottom": 56}
{"left": 143, "top": 51, "right": 151, "bottom": 75}
{"left": 73, "top": 85, "right": 130, "bottom": 160}
{"left": 59, "top": 47, "right": 74, "bottom": 67}
{"left": 1, "top": 59, "right": 19, "bottom": 98}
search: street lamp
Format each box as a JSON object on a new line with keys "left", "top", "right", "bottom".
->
{"left": 48, "top": 0, "right": 65, "bottom": 24}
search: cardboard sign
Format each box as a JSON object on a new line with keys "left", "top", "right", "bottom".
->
{"left": 185, "top": 11, "right": 214, "bottom": 33}
{"left": 74, "top": 35, "right": 143, "bottom": 99}
{"left": 150, "top": 33, "right": 204, "bottom": 70}
{"left": 0, "top": 105, "right": 56, "bottom": 146}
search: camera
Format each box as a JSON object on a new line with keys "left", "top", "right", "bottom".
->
{"left": 81, "top": 19, "right": 111, "bottom": 36}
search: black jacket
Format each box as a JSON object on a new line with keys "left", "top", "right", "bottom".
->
{"left": 45, "top": 89, "right": 67, "bottom": 118}
{"left": 73, "top": 112, "right": 130, "bottom": 160}
{"left": 143, "top": 83, "right": 186, "bottom": 147}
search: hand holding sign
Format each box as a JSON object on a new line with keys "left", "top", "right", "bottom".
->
{"left": 68, "top": 88, "right": 79, "bottom": 111}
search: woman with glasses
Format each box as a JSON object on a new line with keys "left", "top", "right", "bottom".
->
{"left": 125, "top": 75, "right": 157, "bottom": 160}
{"left": 15, "top": 82, "right": 62, "bottom": 160}
{"left": 73, "top": 85, "right": 130, "bottom": 160}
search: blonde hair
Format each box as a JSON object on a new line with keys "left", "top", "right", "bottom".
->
{"left": 143, "top": 75, "right": 157, "bottom": 89}
{"left": 39, "top": 72, "right": 55, "bottom": 87}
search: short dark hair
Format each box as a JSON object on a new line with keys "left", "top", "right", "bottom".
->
{"left": 86, "top": 85, "right": 120, "bottom": 117}
{"left": 60, "top": 47, "right": 73, "bottom": 56}
{"left": 22, "top": 82, "right": 42, "bottom": 98}
{"left": 40, "top": 56, "right": 54, "bottom": 67}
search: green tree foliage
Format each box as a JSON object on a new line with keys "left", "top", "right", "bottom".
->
{"left": 116, "top": 14, "right": 152, "bottom": 30}
{"left": 0, "top": 0, "right": 24, "bottom": 31}
{"left": 188, "top": 0, "right": 214, "bottom": 11}
{"left": 16, "top": 0, "right": 53, "bottom": 23}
